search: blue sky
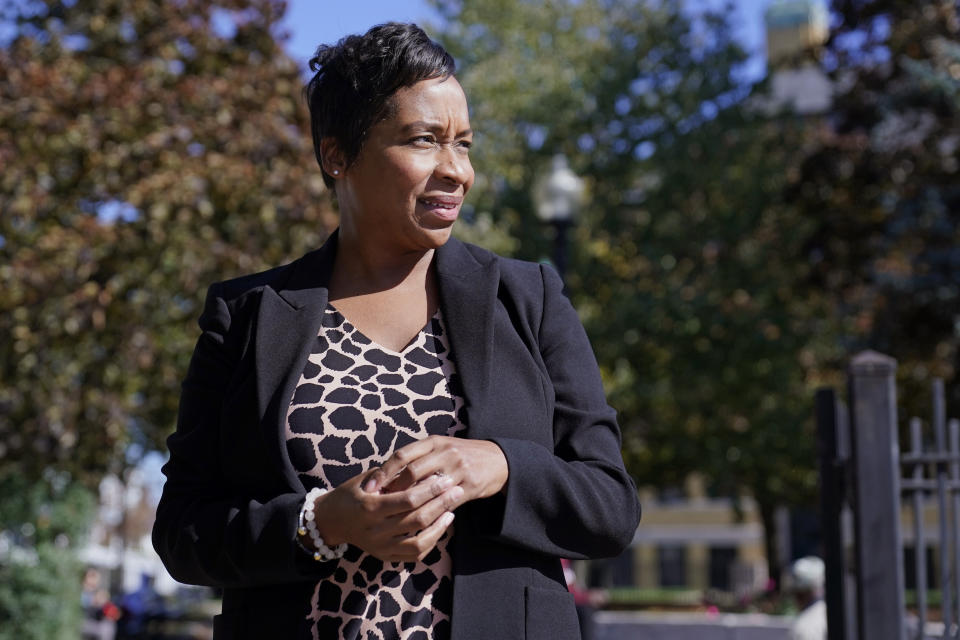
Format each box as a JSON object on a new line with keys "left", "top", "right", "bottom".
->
{"left": 279, "top": 0, "right": 440, "bottom": 64}
{"left": 279, "top": 0, "right": 776, "bottom": 78}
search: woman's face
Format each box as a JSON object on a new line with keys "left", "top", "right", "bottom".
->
{"left": 334, "top": 76, "right": 475, "bottom": 254}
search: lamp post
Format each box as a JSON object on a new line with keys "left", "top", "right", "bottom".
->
{"left": 534, "top": 154, "right": 584, "bottom": 287}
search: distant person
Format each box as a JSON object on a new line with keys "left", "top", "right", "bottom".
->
{"left": 117, "top": 573, "right": 164, "bottom": 639}
{"left": 152, "top": 21, "right": 640, "bottom": 640}
{"left": 81, "top": 568, "right": 118, "bottom": 640}
{"left": 788, "top": 556, "right": 827, "bottom": 640}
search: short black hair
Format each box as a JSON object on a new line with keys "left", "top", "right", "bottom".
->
{"left": 304, "top": 23, "right": 456, "bottom": 187}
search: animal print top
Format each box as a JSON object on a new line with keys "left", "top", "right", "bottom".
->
{"left": 285, "top": 305, "right": 466, "bottom": 640}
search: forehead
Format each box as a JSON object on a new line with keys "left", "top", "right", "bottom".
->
{"left": 387, "top": 76, "right": 470, "bottom": 126}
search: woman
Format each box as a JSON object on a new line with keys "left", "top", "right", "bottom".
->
{"left": 153, "top": 22, "right": 640, "bottom": 640}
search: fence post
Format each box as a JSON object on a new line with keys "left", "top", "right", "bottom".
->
{"left": 816, "top": 388, "right": 849, "bottom": 640}
{"left": 848, "top": 350, "right": 906, "bottom": 640}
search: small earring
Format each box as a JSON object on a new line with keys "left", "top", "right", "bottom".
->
{"left": 332, "top": 169, "right": 340, "bottom": 176}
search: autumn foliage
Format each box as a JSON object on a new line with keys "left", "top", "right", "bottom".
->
{"left": 0, "top": 0, "right": 337, "bottom": 486}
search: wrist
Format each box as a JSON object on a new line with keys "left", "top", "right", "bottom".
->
{"left": 297, "top": 487, "right": 347, "bottom": 562}
{"left": 307, "top": 489, "right": 344, "bottom": 546}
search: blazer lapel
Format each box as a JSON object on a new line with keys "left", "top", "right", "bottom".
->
{"left": 253, "top": 233, "right": 499, "bottom": 491}
{"left": 435, "top": 239, "right": 499, "bottom": 440}
{"left": 254, "top": 232, "right": 338, "bottom": 492}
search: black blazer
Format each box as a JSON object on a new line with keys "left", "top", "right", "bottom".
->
{"left": 153, "top": 232, "right": 641, "bottom": 640}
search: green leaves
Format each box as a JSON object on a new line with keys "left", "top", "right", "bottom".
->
{"left": 0, "top": 0, "right": 337, "bottom": 486}
{"left": 0, "top": 470, "right": 95, "bottom": 639}
{"left": 435, "top": 0, "right": 825, "bottom": 536}
{"left": 793, "top": 1, "right": 960, "bottom": 414}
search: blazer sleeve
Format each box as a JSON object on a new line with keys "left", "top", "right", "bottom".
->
{"left": 481, "top": 264, "right": 641, "bottom": 559}
{"left": 152, "top": 283, "right": 324, "bottom": 588}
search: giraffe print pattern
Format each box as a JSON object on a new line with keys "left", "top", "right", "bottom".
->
{"left": 285, "top": 305, "right": 466, "bottom": 640}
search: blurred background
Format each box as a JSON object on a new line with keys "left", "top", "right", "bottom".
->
{"left": 1, "top": 0, "right": 958, "bottom": 637}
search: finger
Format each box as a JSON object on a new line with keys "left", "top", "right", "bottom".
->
{"left": 385, "top": 437, "right": 470, "bottom": 493}
{"left": 391, "top": 485, "right": 464, "bottom": 536}
{"left": 379, "top": 471, "right": 416, "bottom": 494}
{"left": 373, "top": 437, "right": 442, "bottom": 492}
{"left": 386, "top": 510, "right": 455, "bottom": 562}
{"left": 381, "top": 453, "right": 451, "bottom": 493}
{"left": 361, "top": 465, "right": 386, "bottom": 493}
{"left": 373, "top": 472, "right": 455, "bottom": 517}
{"left": 410, "top": 511, "right": 455, "bottom": 560}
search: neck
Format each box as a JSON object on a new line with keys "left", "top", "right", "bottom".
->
{"left": 332, "top": 227, "right": 435, "bottom": 296}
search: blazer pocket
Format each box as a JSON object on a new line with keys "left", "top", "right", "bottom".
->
{"left": 524, "top": 586, "right": 580, "bottom": 640}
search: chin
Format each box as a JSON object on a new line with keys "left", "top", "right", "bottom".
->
{"left": 419, "top": 225, "right": 454, "bottom": 248}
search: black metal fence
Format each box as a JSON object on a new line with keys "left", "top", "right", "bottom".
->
{"left": 816, "top": 351, "right": 960, "bottom": 640}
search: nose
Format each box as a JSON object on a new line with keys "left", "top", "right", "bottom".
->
{"left": 435, "top": 146, "right": 472, "bottom": 186}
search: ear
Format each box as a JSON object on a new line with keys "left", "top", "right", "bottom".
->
{"left": 320, "top": 138, "right": 346, "bottom": 178}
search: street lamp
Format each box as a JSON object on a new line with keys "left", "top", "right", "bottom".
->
{"left": 534, "top": 154, "right": 584, "bottom": 287}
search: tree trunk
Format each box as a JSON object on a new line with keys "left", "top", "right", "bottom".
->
{"left": 759, "top": 500, "right": 783, "bottom": 591}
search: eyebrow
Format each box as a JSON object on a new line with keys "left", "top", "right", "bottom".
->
{"left": 401, "top": 121, "right": 473, "bottom": 137}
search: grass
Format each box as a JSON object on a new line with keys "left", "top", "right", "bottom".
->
{"left": 605, "top": 587, "right": 704, "bottom": 609}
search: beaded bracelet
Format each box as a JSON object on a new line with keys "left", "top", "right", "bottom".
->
{"left": 296, "top": 487, "right": 348, "bottom": 562}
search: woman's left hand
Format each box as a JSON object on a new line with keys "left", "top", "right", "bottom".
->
{"left": 365, "top": 435, "right": 509, "bottom": 502}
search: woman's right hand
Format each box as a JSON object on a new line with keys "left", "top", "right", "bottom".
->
{"left": 305, "top": 468, "right": 464, "bottom": 563}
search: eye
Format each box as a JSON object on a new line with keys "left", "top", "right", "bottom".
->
{"left": 410, "top": 135, "right": 436, "bottom": 146}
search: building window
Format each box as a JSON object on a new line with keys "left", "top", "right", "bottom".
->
{"left": 657, "top": 485, "right": 687, "bottom": 505}
{"left": 709, "top": 546, "right": 738, "bottom": 591}
{"left": 610, "top": 546, "right": 635, "bottom": 587}
{"left": 585, "top": 547, "right": 635, "bottom": 588}
{"left": 658, "top": 545, "right": 687, "bottom": 588}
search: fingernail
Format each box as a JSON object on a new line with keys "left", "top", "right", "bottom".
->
{"left": 364, "top": 478, "right": 378, "bottom": 493}
{"left": 442, "top": 512, "right": 455, "bottom": 526}
{"left": 449, "top": 486, "right": 464, "bottom": 500}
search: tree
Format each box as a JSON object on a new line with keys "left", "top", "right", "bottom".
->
{"left": 0, "top": 0, "right": 335, "bottom": 630}
{"left": 0, "top": 471, "right": 94, "bottom": 640}
{"left": 0, "top": 0, "right": 337, "bottom": 487}
{"left": 433, "top": 0, "right": 833, "bottom": 582}
{"left": 793, "top": 0, "right": 960, "bottom": 413}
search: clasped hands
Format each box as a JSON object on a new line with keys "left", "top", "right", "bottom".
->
{"left": 305, "top": 436, "right": 508, "bottom": 563}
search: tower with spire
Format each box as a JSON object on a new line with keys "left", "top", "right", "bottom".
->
{"left": 762, "top": 0, "right": 831, "bottom": 114}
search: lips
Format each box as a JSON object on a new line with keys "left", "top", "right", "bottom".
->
{"left": 418, "top": 195, "right": 462, "bottom": 208}
{"left": 417, "top": 194, "right": 462, "bottom": 221}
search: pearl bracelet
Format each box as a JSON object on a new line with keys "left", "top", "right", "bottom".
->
{"left": 297, "top": 487, "right": 348, "bottom": 562}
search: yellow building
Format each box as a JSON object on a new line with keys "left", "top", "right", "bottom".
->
{"left": 633, "top": 477, "right": 768, "bottom": 594}
{"left": 599, "top": 474, "right": 771, "bottom": 597}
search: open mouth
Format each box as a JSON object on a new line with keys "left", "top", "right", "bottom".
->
{"left": 420, "top": 199, "right": 457, "bottom": 209}
{"left": 417, "top": 196, "right": 462, "bottom": 221}
{"left": 418, "top": 196, "right": 461, "bottom": 209}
